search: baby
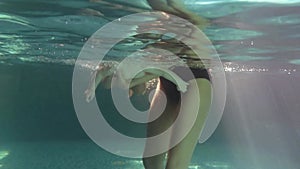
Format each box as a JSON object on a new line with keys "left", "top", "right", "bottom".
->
{"left": 84, "top": 54, "right": 189, "bottom": 102}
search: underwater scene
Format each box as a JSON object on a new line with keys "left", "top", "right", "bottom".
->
{"left": 0, "top": 0, "right": 300, "bottom": 169}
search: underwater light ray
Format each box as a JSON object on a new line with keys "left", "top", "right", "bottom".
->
{"left": 225, "top": 73, "right": 263, "bottom": 168}
{"left": 263, "top": 77, "right": 300, "bottom": 167}
{"left": 224, "top": 71, "right": 300, "bottom": 168}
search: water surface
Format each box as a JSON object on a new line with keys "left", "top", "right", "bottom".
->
{"left": 0, "top": 0, "right": 299, "bottom": 169}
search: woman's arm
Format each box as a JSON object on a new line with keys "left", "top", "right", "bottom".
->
{"left": 147, "top": 0, "right": 209, "bottom": 29}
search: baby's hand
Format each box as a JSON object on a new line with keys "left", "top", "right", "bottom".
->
{"left": 84, "top": 62, "right": 118, "bottom": 102}
{"left": 176, "top": 79, "right": 189, "bottom": 93}
{"left": 85, "top": 88, "right": 95, "bottom": 103}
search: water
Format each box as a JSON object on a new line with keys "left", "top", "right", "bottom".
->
{"left": 0, "top": 0, "right": 300, "bottom": 169}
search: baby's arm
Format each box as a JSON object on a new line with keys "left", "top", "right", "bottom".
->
{"left": 85, "top": 64, "right": 117, "bottom": 102}
{"left": 85, "top": 70, "right": 104, "bottom": 102}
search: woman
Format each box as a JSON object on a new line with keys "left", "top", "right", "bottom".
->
{"left": 139, "top": 1, "right": 212, "bottom": 168}
{"left": 85, "top": 0, "right": 212, "bottom": 169}
{"left": 85, "top": 59, "right": 212, "bottom": 169}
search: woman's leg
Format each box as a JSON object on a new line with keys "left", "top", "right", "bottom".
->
{"left": 166, "top": 78, "right": 212, "bottom": 169}
{"left": 143, "top": 78, "right": 181, "bottom": 169}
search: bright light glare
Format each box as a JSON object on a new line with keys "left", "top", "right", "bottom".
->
{"left": 0, "top": 151, "right": 9, "bottom": 168}
{"left": 193, "top": 0, "right": 300, "bottom": 5}
{"left": 0, "top": 151, "right": 9, "bottom": 160}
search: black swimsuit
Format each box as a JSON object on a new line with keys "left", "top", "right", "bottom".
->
{"left": 159, "top": 66, "right": 210, "bottom": 100}
{"left": 171, "top": 66, "right": 210, "bottom": 82}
